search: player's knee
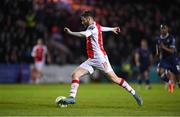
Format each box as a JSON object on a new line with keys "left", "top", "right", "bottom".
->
{"left": 111, "top": 76, "right": 121, "bottom": 84}
{"left": 71, "top": 72, "right": 80, "bottom": 80}
{"left": 158, "top": 69, "right": 169, "bottom": 82}
{"left": 110, "top": 76, "right": 116, "bottom": 83}
{"left": 157, "top": 68, "right": 164, "bottom": 76}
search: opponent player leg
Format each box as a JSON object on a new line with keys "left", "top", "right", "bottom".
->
{"left": 137, "top": 72, "right": 142, "bottom": 89}
{"left": 177, "top": 75, "right": 180, "bottom": 88}
{"left": 106, "top": 71, "right": 143, "bottom": 106}
{"left": 137, "top": 66, "right": 144, "bottom": 89}
{"left": 174, "top": 62, "right": 180, "bottom": 88}
{"left": 167, "top": 70, "right": 176, "bottom": 93}
{"left": 144, "top": 70, "right": 151, "bottom": 90}
{"left": 157, "top": 67, "right": 175, "bottom": 93}
{"left": 157, "top": 67, "right": 169, "bottom": 83}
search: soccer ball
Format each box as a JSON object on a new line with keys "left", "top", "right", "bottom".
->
{"left": 55, "top": 96, "right": 68, "bottom": 108}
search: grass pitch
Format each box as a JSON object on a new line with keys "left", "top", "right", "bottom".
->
{"left": 0, "top": 83, "right": 180, "bottom": 116}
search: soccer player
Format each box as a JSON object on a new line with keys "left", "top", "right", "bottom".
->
{"left": 59, "top": 11, "right": 143, "bottom": 106}
{"left": 156, "top": 24, "right": 180, "bottom": 93}
{"left": 31, "top": 38, "right": 48, "bottom": 84}
{"left": 135, "top": 39, "right": 153, "bottom": 89}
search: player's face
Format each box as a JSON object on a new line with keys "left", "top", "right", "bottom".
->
{"left": 81, "top": 17, "right": 90, "bottom": 26}
{"left": 141, "top": 40, "right": 147, "bottom": 48}
{"left": 37, "top": 39, "right": 43, "bottom": 45}
{"left": 160, "top": 26, "right": 168, "bottom": 36}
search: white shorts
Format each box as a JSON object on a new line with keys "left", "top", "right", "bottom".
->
{"left": 35, "top": 61, "right": 44, "bottom": 71}
{"left": 79, "top": 56, "right": 113, "bottom": 74}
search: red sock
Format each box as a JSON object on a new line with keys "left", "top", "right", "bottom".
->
{"left": 69, "top": 80, "right": 80, "bottom": 98}
{"left": 119, "top": 79, "right": 135, "bottom": 95}
{"left": 168, "top": 83, "right": 174, "bottom": 93}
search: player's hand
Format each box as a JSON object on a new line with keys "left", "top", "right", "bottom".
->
{"left": 159, "top": 43, "right": 165, "bottom": 49}
{"left": 64, "top": 27, "right": 72, "bottom": 34}
{"left": 112, "top": 27, "right": 121, "bottom": 34}
{"left": 155, "top": 53, "right": 159, "bottom": 58}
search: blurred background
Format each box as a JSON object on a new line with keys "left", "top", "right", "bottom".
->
{"left": 0, "top": 0, "right": 179, "bottom": 84}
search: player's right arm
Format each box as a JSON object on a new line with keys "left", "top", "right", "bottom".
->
{"left": 134, "top": 50, "right": 140, "bottom": 67}
{"left": 64, "top": 27, "right": 92, "bottom": 38}
{"left": 156, "top": 44, "right": 160, "bottom": 56}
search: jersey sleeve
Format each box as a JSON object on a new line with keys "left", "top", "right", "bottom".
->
{"left": 170, "top": 37, "right": 176, "bottom": 48}
{"left": 101, "top": 26, "right": 114, "bottom": 32}
{"left": 79, "top": 25, "right": 95, "bottom": 37}
{"left": 79, "top": 30, "right": 92, "bottom": 37}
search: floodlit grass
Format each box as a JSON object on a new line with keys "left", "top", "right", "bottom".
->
{"left": 0, "top": 83, "right": 180, "bottom": 116}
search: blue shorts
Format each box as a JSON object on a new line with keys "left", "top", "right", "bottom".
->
{"left": 158, "top": 56, "right": 180, "bottom": 75}
{"left": 140, "top": 65, "right": 149, "bottom": 73}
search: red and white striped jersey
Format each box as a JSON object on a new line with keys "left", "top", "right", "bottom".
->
{"left": 31, "top": 45, "right": 47, "bottom": 62}
{"left": 80, "top": 22, "right": 113, "bottom": 59}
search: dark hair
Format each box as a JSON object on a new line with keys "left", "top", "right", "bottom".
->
{"left": 160, "top": 21, "right": 169, "bottom": 29}
{"left": 81, "top": 10, "right": 94, "bottom": 18}
{"left": 160, "top": 24, "right": 168, "bottom": 29}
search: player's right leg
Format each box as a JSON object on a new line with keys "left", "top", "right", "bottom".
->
{"left": 60, "top": 59, "right": 93, "bottom": 105}
{"left": 60, "top": 67, "right": 89, "bottom": 105}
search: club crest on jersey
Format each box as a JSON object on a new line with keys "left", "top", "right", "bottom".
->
{"left": 88, "top": 26, "right": 95, "bottom": 30}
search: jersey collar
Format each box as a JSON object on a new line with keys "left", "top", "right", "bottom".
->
{"left": 160, "top": 33, "right": 169, "bottom": 39}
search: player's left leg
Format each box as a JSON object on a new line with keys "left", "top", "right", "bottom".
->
{"left": 167, "top": 70, "right": 176, "bottom": 93}
{"left": 106, "top": 71, "right": 143, "bottom": 106}
{"left": 95, "top": 56, "right": 143, "bottom": 106}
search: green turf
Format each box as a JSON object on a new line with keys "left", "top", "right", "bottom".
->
{"left": 0, "top": 83, "right": 180, "bottom": 116}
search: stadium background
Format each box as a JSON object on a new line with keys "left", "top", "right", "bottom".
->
{"left": 0, "top": 0, "right": 180, "bottom": 83}
{"left": 1, "top": 0, "right": 180, "bottom": 116}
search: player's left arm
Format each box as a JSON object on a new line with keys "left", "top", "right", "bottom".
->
{"left": 101, "top": 26, "right": 120, "bottom": 34}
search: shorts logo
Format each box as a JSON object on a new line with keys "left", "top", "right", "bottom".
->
{"left": 102, "top": 62, "right": 108, "bottom": 70}
{"left": 176, "top": 65, "right": 180, "bottom": 72}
